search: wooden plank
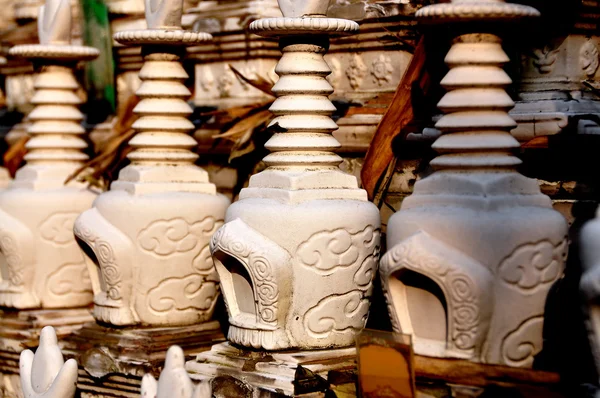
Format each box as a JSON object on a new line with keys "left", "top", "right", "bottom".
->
{"left": 414, "top": 355, "right": 561, "bottom": 388}
{"left": 360, "top": 37, "right": 430, "bottom": 203}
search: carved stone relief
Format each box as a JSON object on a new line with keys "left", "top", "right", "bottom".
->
{"left": 346, "top": 53, "right": 368, "bottom": 90}
{"left": 0, "top": 0, "right": 99, "bottom": 310}
{"left": 371, "top": 54, "right": 393, "bottom": 86}
{"left": 580, "top": 39, "right": 600, "bottom": 78}
{"left": 381, "top": 1, "right": 568, "bottom": 368}
{"left": 74, "top": 0, "right": 230, "bottom": 327}
{"left": 531, "top": 45, "right": 559, "bottom": 74}
{"left": 193, "top": 59, "right": 277, "bottom": 107}
{"left": 209, "top": 0, "right": 382, "bottom": 351}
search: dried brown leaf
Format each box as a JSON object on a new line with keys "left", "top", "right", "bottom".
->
{"left": 64, "top": 94, "right": 140, "bottom": 188}
{"left": 4, "top": 135, "right": 29, "bottom": 177}
{"left": 229, "top": 65, "right": 275, "bottom": 97}
{"left": 213, "top": 109, "right": 272, "bottom": 142}
{"left": 200, "top": 100, "right": 272, "bottom": 122}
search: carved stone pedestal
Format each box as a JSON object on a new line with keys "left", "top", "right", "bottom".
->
{"left": 0, "top": 307, "right": 93, "bottom": 397}
{"left": 61, "top": 322, "right": 224, "bottom": 396}
{"left": 187, "top": 342, "right": 356, "bottom": 396}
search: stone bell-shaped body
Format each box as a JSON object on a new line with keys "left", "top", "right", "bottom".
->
{"left": 74, "top": 0, "right": 229, "bottom": 327}
{"left": 0, "top": 0, "right": 99, "bottom": 309}
{"left": 209, "top": 0, "right": 381, "bottom": 350}
{"left": 380, "top": 1, "right": 568, "bottom": 368}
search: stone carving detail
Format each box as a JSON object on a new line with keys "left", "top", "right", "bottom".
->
{"left": 198, "top": 65, "right": 215, "bottom": 93}
{"left": 500, "top": 316, "right": 544, "bottom": 368}
{"left": 19, "top": 326, "right": 78, "bottom": 398}
{"left": 138, "top": 217, "right": 219, "bottom": 256}
{"left": 304, "top": 290, "right": 369, "bottom": 339}
{"left": 297, "top": 226, "right": 380, "bottom": 275}
{"left": 211, "top": 221, "right": 280, "bottom": 326}
{"left": 146, "top": 276, "right": 218, "bottom": 315}
{"left": 207, "top": 0, "right": 381, "bottom": 351}
{"left": 46, "top": 262, "right": 92, "bottom": 298}
{"left": 74, "top": 0, "right": 229, "bottom": 326}
{"left": 580, "top": 40, "right": 600, "bottom": 77}
{"left": 0, "top": 0, "right": 98, "bottom": 310}
{"left": 346, "top": 53, "right": 367, "bottom": 90}
{"left": 326, "top": 56, "right": 342, "bottom": 88}
{"left": 73, "top": 223, "right": 123, "bottom": 301}
{"left": 217, "top": 68, "right": 235, "bottom": 98}
{"left": 498, "top": 240, "right": 566, "bottom": 292}
{"left": 371, "top": 54, "right": 393, "bottom": 86}
{"left": 381, "top": 0, "right": 568, "bottom": 368}
{"left": 141, "top": 345, "right": 211, "bottom": 398}
{"left": 531, "top": 46, "right": 559, "bottom": 74}
{"left": 39, "top": 213, "right": 79, "bottom": 246}
{"left": 381, "top": 232, "right": 491, "bottom": 356}
{"left": 0, "top": 232, "right": 25, "bottom": 287}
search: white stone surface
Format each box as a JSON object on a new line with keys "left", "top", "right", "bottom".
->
{"left": 380, "top": 0, "right": 568, "bottom": 368}
{"left": 141, "top": 346, "right": 211, "bottom": 398}
{"left": 277, "top": 0, "right": 331, "bottom": 17}
{"left": 0, "top": 0, "right": 98, "bottom": 309}
{"left": 209, "top": 3, "right": 380, "bottom": 351}
{"left": 19, "top": 326, "right": 78, "bottom": 398}
{"left": 74, "top": 0, "right": 229, "bottom": 327}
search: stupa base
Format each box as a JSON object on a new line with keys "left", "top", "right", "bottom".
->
{"left": 186, "top": 342, "right": 358, "bottom": 397}
{"left": 0, "top": 307, "right": 94, "bottom": 397}
{"left": 62, "top": 321, "right": 225, "bottom": 396}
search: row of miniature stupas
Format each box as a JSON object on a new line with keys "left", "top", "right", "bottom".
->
{"left": 5, "top": 0, "right": 600, "bottom": 397}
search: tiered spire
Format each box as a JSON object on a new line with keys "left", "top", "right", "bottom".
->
{"left": 250, "top": 17, "right": 356, "bottom": 171}
{"left": 111, "top": 0, "right": 214, "bottom": 193}
{"left": 256, "top": 28, "right": 345, "bottom": 169}
{"left": 245, "top": 2, "right": 363, "bottom": 198}
{"left": 380, "top": 0, "right": 568, "bottom": 368}
{"left": 9, "top": 0, "right": 98, "bottom": 168}
{"left": 431, "top": 34, "right": 521, "bottom": 171}
{"left": 72, "top": 0, "right": 229, "bottom": 328}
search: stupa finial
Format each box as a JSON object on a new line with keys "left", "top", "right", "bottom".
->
{"left": 276, "top": 0, "right": 331, "bottom": 18}
{"left": 38, "top": 0, "right": 72, "bottom": 45}
{"left": 145, "top": 0, "right": 183, "bottom": 29}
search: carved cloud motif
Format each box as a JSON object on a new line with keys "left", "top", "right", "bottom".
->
{"left": 146, "top": 275, "right": 218, "bottom": 315}
{"left": 500, "top": 316, "right": 544, "bottom": 368}
{"left": 138, "top": 217, "right": 219, "bottom": 256}
{"left": 304, "top": 290, "right": 369, "bottom": 338}
{"left": 47, "top": 263, "right": 91, "bottom": 297}
{"left": 296, "top": 225, "right": 380, "bottom": 275}
{"left": 498, "top": 239, "right": 567, "bottom": 292}
{"left": 39, "top": 213, "right": 79, "bottom": 246}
